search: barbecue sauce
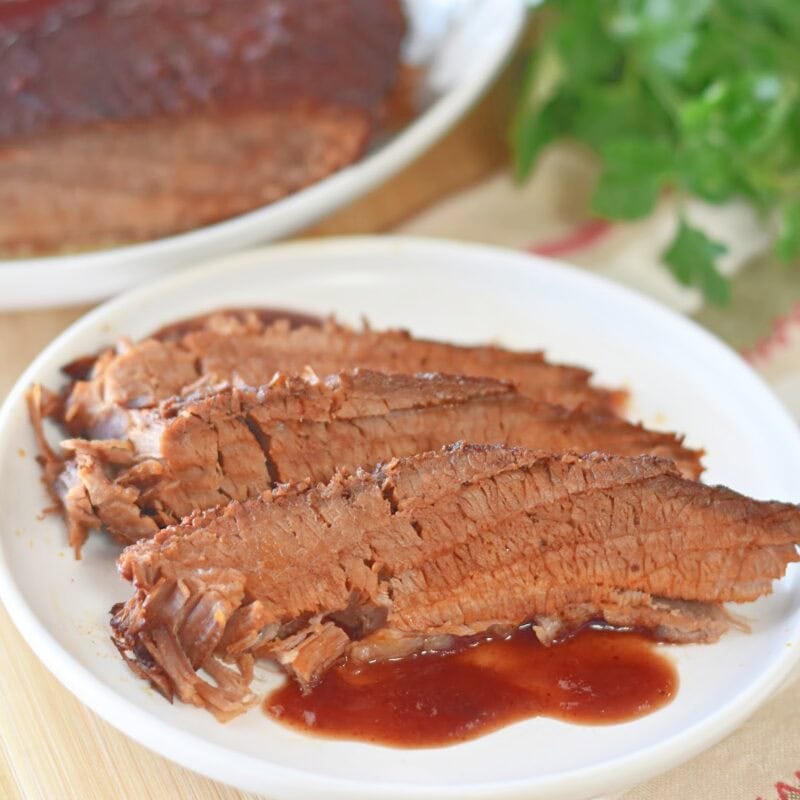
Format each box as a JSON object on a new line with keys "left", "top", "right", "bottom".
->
{"left": 264, "top": 626, "right": 677, "bottom": 747}
{"left": 0, "top": 0, "right": 65, "bottom": 26}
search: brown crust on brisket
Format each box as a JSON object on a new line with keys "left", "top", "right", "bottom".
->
{"left": 0, "top": 0, "right": 406, "bottom": 253}
{"left": 1, "top": 0, "right": 406, "bottom": 141}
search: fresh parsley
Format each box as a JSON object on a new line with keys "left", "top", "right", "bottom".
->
{"left": 512, "top": 0, "right": 800, "bottom": 304}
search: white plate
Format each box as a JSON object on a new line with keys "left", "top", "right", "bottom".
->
{"left": 0, "top": 0, "right": 526, "bottom": 310}
{"left": 0, "top": 237, "right": 798, "bottom": 800}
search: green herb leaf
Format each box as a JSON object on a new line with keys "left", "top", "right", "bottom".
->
{"left": 609, "top": 0, "right": 713, "bottom": 37}
{"left": 511, "top": 41, "right": 564, "bottom": 180}
{"left": 675, "top": 141, "right": 738, "bottom": 202}
{"left": 512, "top": 0, "right": 800, "bottom": 302}
{"left": 777, "top": 200, "right": 800, "bottom": 263}
{"left": 512, "top": 99, "right": 557, "bottom": 182}
{"left": 608, "top": 0, "right": 712, "bottom": 79}
{"left": 680, "top": 73, "right": 795, "bottom": 156}
{"left": 602, "top": 138, "right": 674, "bottom": 176}
{"left": 570, "top": 84, "right": 670, "bottom": 149}
{"left": 663, "top": 220, "right": 730, "bottom": 304}
{"left": 590, "top": 138, "right": 673, "bottom": 219}
{"left": 591, "top": 171, "right": 660, "bottom": 219}
{"left": 550, "top": 1, "right": 620, "bottom": 84}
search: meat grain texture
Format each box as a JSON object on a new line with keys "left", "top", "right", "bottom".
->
{"left": 111, "top": 444, "right": 800, "bottom": 720}
{"left": 47, "top": 370, "right": 700, "bottom": 553}
{"left": 56, "top": 313, "right": 625, "bottom": 441}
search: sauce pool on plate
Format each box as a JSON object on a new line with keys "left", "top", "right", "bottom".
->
{"left": 264, "top": 626, "right": 678, "bottom": 747}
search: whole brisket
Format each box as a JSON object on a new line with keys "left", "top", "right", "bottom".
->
{"left": 50, "top": 371, "right": 701, "bottom": 553}
{"left": 59, "top": 314, "right": 625, "bottom": 438}
{"left": 0, "top": 0, "right": 405, "bottom": 253}
{"left": 111, "top": 444, "right": 800, "bottom": 720}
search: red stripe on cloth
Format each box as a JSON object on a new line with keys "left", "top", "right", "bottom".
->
{"left": 527, "top": 219, "right": 613, "bottom": 257}
{"left": 742, "top": 301, "right": 800, "bottom": 366}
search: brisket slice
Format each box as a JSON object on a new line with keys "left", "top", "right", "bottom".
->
{"left": 1, "top": 107, "right": 371, "bottom": 255}
{"left": 0, "top": 0, "right": 405, "bottom": 254}
{"left": 60, "top": 313, "right": 625, "bottom": 438}
{"left": 111, "top": 444, "right": 800, "bottom": 720}
{"left": 50, "top": 370, "right": 701, "bottom": 553}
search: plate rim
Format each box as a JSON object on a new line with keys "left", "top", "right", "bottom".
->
{"left": 0, "top": 0, "right": 528, "bottom": 309}
{"left": 1, "top": 235, "right": 799, "bottom": 799}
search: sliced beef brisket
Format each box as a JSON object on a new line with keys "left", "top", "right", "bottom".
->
{"left": 111, "top": 444, "right": 800, "bottom": 720}
{"left": 57, "top": 313, "right": 624, "bottom": 438}
{"left": 49, "top": 370, "right": 701, "bottom": 553}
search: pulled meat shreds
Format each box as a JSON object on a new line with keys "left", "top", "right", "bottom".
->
{"left": 111, "top": 444, "right": 800, "bottom": 721}
{"left": 57, "top": 314, "right": 626, "bottom": 438}
{"left": 45, "top": 370, "right": 701, "bottom": 553}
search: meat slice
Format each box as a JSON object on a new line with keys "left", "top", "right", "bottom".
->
{"left": 110, "top": 444, "right": 800, "bottom": 720}
{"left": 49, "top": 370, "right": 701, "bottom": 553}
{"left": 1, "top": 107, "right": 374, "bottom": 255}
{"left": 350, "top": 596, "right": 739, "bottom": 662}
{"left": 0, "top": 0, "right": 406, "bottom": 253}
{"left": 59, "top": 314, "right": 625, "bottom": 438}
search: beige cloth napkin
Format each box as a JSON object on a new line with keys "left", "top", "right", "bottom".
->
{"left": 399, "top": 144, "right": 800, "bottom": 800}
